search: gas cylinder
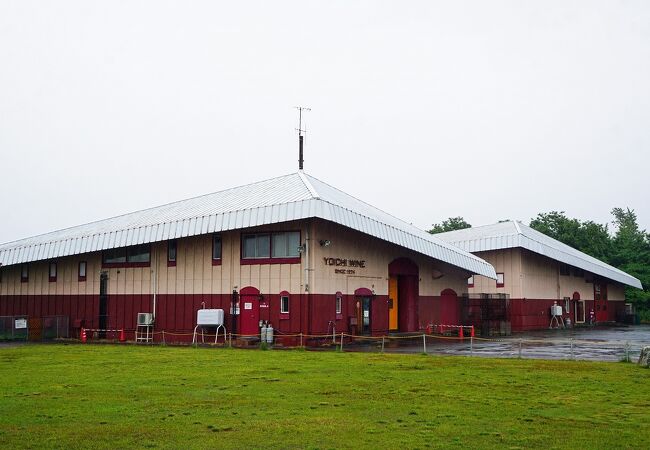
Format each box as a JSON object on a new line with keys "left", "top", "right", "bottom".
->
{"left": 260, "top": 323, "right": 267, "bottom": 341}
{"left": 266, "top": 324, "right": 274, "bottom": 344}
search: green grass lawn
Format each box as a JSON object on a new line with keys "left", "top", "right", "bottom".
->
{"left": 1, "top": 344, "right": 649, "bottom": 449}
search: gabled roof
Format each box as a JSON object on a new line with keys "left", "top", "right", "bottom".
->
{"left": 0, "top": 172, "right": 496, "bottom": 279}
{"left": 436, "top": 221, "right": 642, "bottom": 289}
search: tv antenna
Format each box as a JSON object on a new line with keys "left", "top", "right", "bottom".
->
{"left": 295, "top": 106, "right": 310, "bottom": 170}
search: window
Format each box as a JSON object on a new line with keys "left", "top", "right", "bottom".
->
{"left": 564, "top": 297, "right": 570, "bottom": 312}
{"left": 496, "top": 272, "right": 504, "bottom": 288}
{"left": 168, "top": 240, "right": 177, "bottom": 267}
{"left": 467, "top": 275, "right": 474, "bottom": 288}
{"left": 102, "top": 244, "right": 151, "bottom": 266}
{"left": 78, "top": 261, "right": 87, "bottom": 282}
{"left": 336, "top": 294, "right": 342, "bottom": 314}
{"left": 49, "top": 262, "right": 57, "bottom": 282}
{"left": 280, "top": 295, "right": 290, "bottom": 314}
{"left": 243, "top": 234, "right": 270, "bottom": 258}
{"left": 272, "top": 232, "right": 300, "bottom": 258}
{"left": 212, "top": 235, "right": 222, "bottom": 264}
{"left": 242, "top": 231, "right": 300, "bottom": 263}
{"left": 559, "top": 264, "right": 570, "bottom": 276}
{"left": 21, "top": 265, "right": 29, "bottom": 283}
{"left": 573, "top": 267, "right": 584, "bottom": 278}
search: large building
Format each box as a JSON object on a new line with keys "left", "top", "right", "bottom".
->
{"left": 436, "top": 221, "right": 643, "bottom": 333}
{"left": 0, "top": 172, "right": 495, "bottom": 342}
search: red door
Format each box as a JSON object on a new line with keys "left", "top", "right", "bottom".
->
{"left": 440, "top": 289, "right": 459, "bottom": 325}
{"left": 594, "top": 283, "right": 608, "bottom": 323}
{"left": 239, "top": 294, "right": 260, "bottom": 337}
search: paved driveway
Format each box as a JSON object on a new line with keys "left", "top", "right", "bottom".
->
{"left": 346, "top": 325, "right": 650, "bottom": 362}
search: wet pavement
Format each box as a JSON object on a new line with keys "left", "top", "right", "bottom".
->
{"left": 344, "top": 325, "right": 650, "bottom": 362}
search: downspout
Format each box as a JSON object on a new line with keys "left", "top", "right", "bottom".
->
{"left": 304, "top": 226, "right": 310, "bottom": 335}
{"left": 152, "top": 245, "right": 159, "bottom": 322}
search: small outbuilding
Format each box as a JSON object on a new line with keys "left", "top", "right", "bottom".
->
{"left": 436, "top": 221, "right": 643, "bottom": 333}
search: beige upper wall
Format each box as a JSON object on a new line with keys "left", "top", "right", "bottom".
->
{"left": 0, "top": 219, "right": 470, "bottom": 297}
{"left": 468, "top": 248, "right": 523, "bottom": 298}
{"left": 469, "top": 248, "right": 626, "bottom": 301}
{"left": 311, "top": 220, "right": 469, "bottom": 297}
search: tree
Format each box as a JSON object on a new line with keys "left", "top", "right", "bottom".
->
{"left": 609, "top": 208, "right": 650, "bottom": 313}
{"left": 529, "top": 211, "right": 611, "bottom": 262}
{"left": 428, "top": 217, "right": 471, "bottom": 234}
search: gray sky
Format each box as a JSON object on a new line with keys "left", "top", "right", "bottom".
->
{"left": 1, "top": 0, "right": 648, "bottom": 244}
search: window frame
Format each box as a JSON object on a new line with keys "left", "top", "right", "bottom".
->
{"left": 496, "top": 272, "right": 505, "bottom": 288}
{"left": 335, "top": 293, "right": 342, "bottom": 315}
{"left": 240, "top": 231, "right": 301, "bottom": 265}
{"left": 212, "top": 234, "right": 222, "bottom": 266}
{"left": 49, "top": 262, "right": 57, "bottom": 283}
{"left": 78, "top": 261, "right": 87, "bottom": 282}
{"left": 101, "top": 244, "right": 151, "bottom": 268}
{"left": 168, "top": 240, "right": 177, "bottom": 267}
{"left": 21, "top": 264, "right": 29, "bottom": 283}
{"left": 280, "top": 295, "right": 290, "bottom": 314}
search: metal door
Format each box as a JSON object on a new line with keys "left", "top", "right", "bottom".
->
{"left": 388, "top": 276, "right": 399, "bottom": 331}
{"left": 239, "top": 295, "right": 260, "bottom": 337}
{"left": 594, "top": 284, "right": 608, "bottom": 322}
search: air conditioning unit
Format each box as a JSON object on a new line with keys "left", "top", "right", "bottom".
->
{"left": 137, "top": 313, "right": 154, "bottom": 326}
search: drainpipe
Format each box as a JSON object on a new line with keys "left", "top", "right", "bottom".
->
{"left": 152, "top": 247, "right": 159, "bottom": 321}
{"left": 304, "top": 227, "right": 310, "bottom": 335}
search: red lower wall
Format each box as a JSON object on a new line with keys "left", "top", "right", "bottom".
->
{"left": 509, "top": 298, "right": 625, "bottom": 331}
{"left": 0, "top": 294, "right": 627, "bottom": 340}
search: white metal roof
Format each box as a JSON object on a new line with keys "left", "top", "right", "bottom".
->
{"left": 0, "top": 172, "right": 496, "bottom": 279}
{"left": 436, "top": 221, "right": 642, "bottom": 289}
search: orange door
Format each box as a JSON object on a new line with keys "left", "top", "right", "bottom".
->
{"left": 389, "top": 276, "right": 399, "bottom": 331}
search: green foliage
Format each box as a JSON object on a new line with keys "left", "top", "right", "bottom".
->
{"left": 428, "top": 216, "right": 471, "bottom": 234}
{"left": 529, "top": 211, "right": 611, "bottom": 262}
{"left": 530, "top": 208, "right": 650, "bottom": 318}
{"left": 1, "top": 345, "right": 649, "bottom": 448}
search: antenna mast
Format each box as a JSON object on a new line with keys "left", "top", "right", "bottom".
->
{"left": 295, "top": 106, "right": 310, "bottom": 170}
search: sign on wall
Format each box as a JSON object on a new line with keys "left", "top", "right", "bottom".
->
{"left": 323, "top": 257, "right": 366, "bottom": 275}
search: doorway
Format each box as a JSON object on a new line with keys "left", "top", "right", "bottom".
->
{"left": 388, "top": 258, "right": 419, "bottom": 332}
{"left": 99, "top": 271, "right": 108, "bottom": 338}
{"left": 356, "top": 296, "right": 372, "bottom": 335}
{"left": 573, "top": 292, "right": 584, "bottom": 323}
{"left": 239, "top": 286, "right": 260, "bottom": 337}
{"left": 388, "top": 276, "right": 399, "bottom": 331}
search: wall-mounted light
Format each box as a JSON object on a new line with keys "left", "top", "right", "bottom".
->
{"left": 319, "top": 239, "right": 331, "bottom": 247}
{"left": 297, "top": 244, "right": 306, "bottom": 253}
{"left": 431, "top": 270, "right": 444, "bottom": 279}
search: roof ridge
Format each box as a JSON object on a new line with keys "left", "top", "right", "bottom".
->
{"left": 302, "top": 172, "right": 414, "bottom": 228}
{"left": 297, "top": 171, "right": 320, "bottom": 199}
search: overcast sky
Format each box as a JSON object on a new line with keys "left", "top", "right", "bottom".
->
{"left": 0, "top": 1, "right": 648, "bottom": 244}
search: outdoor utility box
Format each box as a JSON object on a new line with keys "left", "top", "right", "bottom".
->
{"left": 196, "top": 309, "right": 224, "bottom": 326}
{"left": 550, "top": 305, "right": 563, "bottom": 316}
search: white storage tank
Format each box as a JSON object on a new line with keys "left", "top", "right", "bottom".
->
{"left": 196, "top": 309, "right": 225, "bottom": 326}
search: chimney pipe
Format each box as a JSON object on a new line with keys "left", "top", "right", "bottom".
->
{"left": 299, "top": 135, "right": 304, "bottom": 170}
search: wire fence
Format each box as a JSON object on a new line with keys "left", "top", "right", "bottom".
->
{"left": 69, "top": 326, "right": 650, "bottom": 363}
